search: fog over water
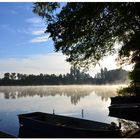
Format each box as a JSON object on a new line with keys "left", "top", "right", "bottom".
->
{"left": 0, "top": 85, "right": 136, "bottom": 137}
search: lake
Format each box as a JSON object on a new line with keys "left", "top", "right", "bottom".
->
{"left": 0, "top": 85, "right": 139, "bottom": 137}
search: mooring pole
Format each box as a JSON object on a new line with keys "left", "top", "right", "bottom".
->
{"left": 119, "top": 122, "right": 121, "bottom": 129}
{"left": 53, "top": 109, "right": 55, "bottom": 115}
{"left": 82, "top": 109, "right": 84, "bottom": 118}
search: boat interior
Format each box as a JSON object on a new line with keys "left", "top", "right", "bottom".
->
{"left": 19, "top": 112, "right": 110, "bottom": 130}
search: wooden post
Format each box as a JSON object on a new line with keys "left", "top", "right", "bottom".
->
{"left": 53, "top": 109, "right": 55, "bottom": 115}
{"left": 82, "top": 109, "right": 84, "bottom": 118}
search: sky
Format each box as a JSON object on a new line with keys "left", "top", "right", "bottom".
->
{"left": 0, "top": 2, "right": 132, "bottom": 78}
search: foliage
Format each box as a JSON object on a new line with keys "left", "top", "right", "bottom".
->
{"left": 33, "top": 2, "right": 140, "bottom": 67}
{"left": 33, "top": 2, "right": 60, "bottom": 22}
{"left": 118, "top": 32, "right": 140, "bottom": 96}
{"left": 33, "top": 2, "right": 140, "bottom": 96}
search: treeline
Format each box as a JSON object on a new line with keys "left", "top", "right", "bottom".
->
{"left": 0, "top": 66, "right": 128, "bottom": 85}
{"left": 94, "top": 68, "right": 129, "bottom": 84}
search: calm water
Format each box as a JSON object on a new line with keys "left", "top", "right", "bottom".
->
{"left": 0, "top": 85, "right": 139, "bottom": 137}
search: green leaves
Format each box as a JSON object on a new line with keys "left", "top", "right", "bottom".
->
{"left": 33, "top": 3, "right": 139, "bottom": 67}
{"left": 33, "top": 2, "right": 140, "bottom": 95}
{"left": 33, "top": 3, "right": 140, "bottom": 69}
{"left": 33, "top": 2, "right": 60, "bottom": 22}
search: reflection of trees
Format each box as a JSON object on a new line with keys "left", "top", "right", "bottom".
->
{"left": 0, "top": 86, "right": 92, "bottom": 105}
{"left": 0, "top": 85, "right": 119, "bottom": 105}
{"left": 92, "top": 86, "right": 118, "bottom": 102}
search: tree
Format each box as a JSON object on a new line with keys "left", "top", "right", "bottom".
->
{"left": 94, "top": 68, "right": 128, "bottom": 84}
{"left": 4, "top": 73, "right": 10, "bottom": 80}
{"left": 17, "top": 73, "right": 22, "bottom": 80}
{"left": 33, "top": 2, "right": 140, "bottom": 95}
{"left": 33, "top": 3, "right": 139, "bottom": 65}
{"left": 118, "top": 33, "right": 140, "bottom": 95}
{"left": 10, "top": 73, "right": 16, "bottom": 80}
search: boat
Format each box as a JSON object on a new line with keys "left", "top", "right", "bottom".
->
{"left": 0, "top": 131, "right": 15, "bottom": 138}
{"left": 108, "top": 104, "right": 140, "bottom": 122}
{"left": 18, "top": 112, "right": 121, "bottom": 138}
{"left": 110, "top": 96, "right": 140, "bottom": 105}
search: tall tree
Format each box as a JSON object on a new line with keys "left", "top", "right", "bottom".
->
{"left": 33, "top": 2, "right": 140, "bottom": 95}
{"left": 10, "top": 73, "right": 16, "bottom": 80}
{"left": 4, "top": 73, "right": 10, "bottom": 80}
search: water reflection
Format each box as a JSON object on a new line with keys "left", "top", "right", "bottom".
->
{"left": 0, "top": 85, "right": 120, "bottom": 136}
{"left": 0, "top": 85, "right": 117, "bottom": 105}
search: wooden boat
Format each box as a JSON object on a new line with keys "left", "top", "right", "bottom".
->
{"left": 18, "top": 112, "right": 121, "bottom": 138}
{"left": 109, "top": 104, "right": 140, "bottom": 122}
{"left": 111, "top": 96, "right": 140, "bottom": 105}
{"left": 0, "top": 131, "right": 15, "bottom": 138}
